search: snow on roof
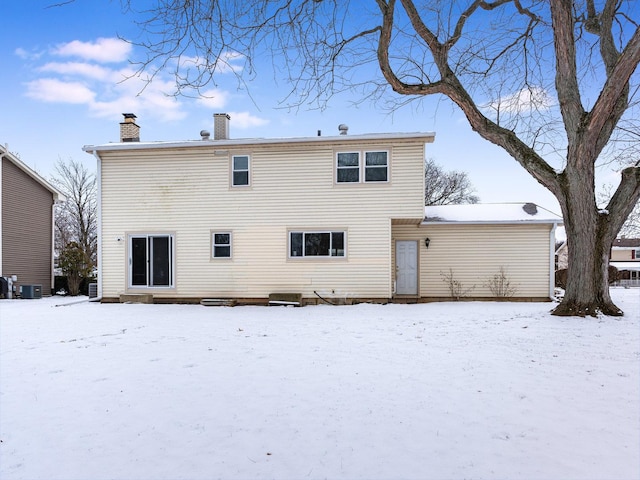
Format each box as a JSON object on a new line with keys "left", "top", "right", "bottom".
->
{"left": 83, "top": 131, "right": 435, "bottom": 153}
{"left": 423, "top": 203, "right": 563, "bottom": 225}
{"left": 611, "top": 261, "right": 640, "bottom": 271}
{"left": 612, "top": 238, "right": 640, "bottom": 248}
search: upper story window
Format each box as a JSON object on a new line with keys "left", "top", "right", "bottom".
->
{"left": 289, "top": 231, "right": 346, "bottom": 258}
{"left": 336, "top": 150, "right": 388, "bottom": 183}
{"left": 337, "top": 152, "right": 360, "bottom": 183}
{"left": 232, "top": 155, "right": 250, "bottom": 186}
{"left": 212, "top": 232, "right": 232, "bottom": 258}
{"left": 365, "top": 151, "right": 388, "bottom": 181}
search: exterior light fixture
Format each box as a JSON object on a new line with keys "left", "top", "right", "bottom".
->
{"left": 425, "top": 238, "right": 431, "bottom": 248}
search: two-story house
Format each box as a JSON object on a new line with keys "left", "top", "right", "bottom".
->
{"left": 84, "top": 114, "right": 559, "bottom": 304}
{"left": 611, "top": 237, "right": 640, "bottom": 286}
{"left": 1, "top": 144, "right": 65, "bottom": 297}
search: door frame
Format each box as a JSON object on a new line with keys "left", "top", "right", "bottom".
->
{"left": 395, "top": 240, "right": 419, "bottom": 296}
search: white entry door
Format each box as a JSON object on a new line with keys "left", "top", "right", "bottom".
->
{"left": 396, "top": 240, "right": 418, "bottom": 295}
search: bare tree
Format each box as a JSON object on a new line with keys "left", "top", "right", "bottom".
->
{"left": 117, "top": 0, "right": 640, "bottom": 316}
{"left": 619, "top": 200, "right": 640, "bottom": 237}
{"left": 425, "top": 158, "right": 479, "bottom": 205}
{"left": 51, "top": 159, "right": 97, "bottom": 274}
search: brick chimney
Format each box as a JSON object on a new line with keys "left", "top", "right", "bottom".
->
{"left": 120, "top": 113, "right": 140, "bottom": 142}
{"left": 213, "top": 113, "right": 230, "bottom": 140}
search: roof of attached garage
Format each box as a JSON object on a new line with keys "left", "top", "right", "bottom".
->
{"left": 423, "top": 203, "right": 563, "bottom": 225}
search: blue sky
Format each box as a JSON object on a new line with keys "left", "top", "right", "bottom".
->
{"left": 0, "top": 1, "right": 572, "bottom": 211}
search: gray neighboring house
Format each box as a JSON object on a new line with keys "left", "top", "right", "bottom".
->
{"left": 1, "top": 144, "right": 64, "bottom": 297}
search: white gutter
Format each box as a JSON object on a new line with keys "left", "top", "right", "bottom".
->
{"left": 92, "top": 150, "right": 103, "bottom": 302}
{"left": 82, "top": 131, "right": 436, "bottom": 154}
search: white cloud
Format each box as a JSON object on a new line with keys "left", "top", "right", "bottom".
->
{"left": 89, "top": 75, "right": 188, "bottom": 122}
{"left": 25, "top": 78, "right": 95, "bottom": 104}
{"left": 486, "top": 86, "right": 554, "bottom": 114}
{"left": 228, "top": 111, "right": 269, "bottom": 129}
{"left": 40, "top": 62, "right": 114, "bottom": 80}
{"left": 52, "top": 37, "right": 131, "bottom": 63}
{"left": 197, "top": 89, "right": 229, "bottom": 109}
{"left": 179, "top": 51, "right": 244, "bottom": 75}
{"left": 15, "top": 47, "right": 43, "bottom": 61}
{"left": 21, "top": 36, "right": 251, "bottom": 126}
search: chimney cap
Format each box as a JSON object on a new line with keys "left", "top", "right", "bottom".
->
{"left": 122, "top": 113, "right": 138, "bottom": 124}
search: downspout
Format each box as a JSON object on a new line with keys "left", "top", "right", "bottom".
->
{"left": 90, "top": 150, "right": 103, "bottom": 302}
{"left": 549, "top": 222, "right": 557, "bottom": 300}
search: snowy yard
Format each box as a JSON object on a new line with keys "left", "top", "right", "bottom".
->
{"left": 0, "top": 290, "right": 638, "bottom": 480}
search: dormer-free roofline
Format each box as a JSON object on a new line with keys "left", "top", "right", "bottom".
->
{"left": 83, "top": 131, "right": 435, "bottom": 154}
{"left": 0, "top": 143, "right": 66, "bottom": 202}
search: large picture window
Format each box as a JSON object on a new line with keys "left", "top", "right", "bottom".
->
{"left": 336, "top": 150, "right": 388, "bottom": 183}
{"left": 290, "top": 231, "right": 346, "bottom": 258}
{"left": 129, "top": 234, "right": 174, "bottom": 287}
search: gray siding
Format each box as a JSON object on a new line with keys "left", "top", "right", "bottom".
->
{"left": 2, "top": 158, "right": 54, "bottom": 294}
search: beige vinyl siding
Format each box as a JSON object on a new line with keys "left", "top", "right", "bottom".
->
{"left": 100, "top": 139, "right": 425, "bottom": 299}
{"left": 611, "top": 249, "right": 635, "bottom": 261}
{"left": 2, "top": 158, "right": 54, "bottom": 294}
{"left": 393, "top": 223, "right": 553, "bottom": 299}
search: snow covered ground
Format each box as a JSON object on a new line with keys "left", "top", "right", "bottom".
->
{"left": 0, "top": 289, "right": 638, "bottom": 480}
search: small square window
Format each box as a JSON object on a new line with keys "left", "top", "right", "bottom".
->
{"left": 232, "top": 155, "right": 250, "bottom": 186}
{"left": 212, "top": 232, "right": 232, "bottom": 258}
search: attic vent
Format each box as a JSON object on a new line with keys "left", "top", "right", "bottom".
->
{"left": 338, "top": 124, "right": 349, "bottom": 135}
{"left": 200, "top": 130, "right": 210, "bottom": 140}
{"left": 523, "top": 203, "right": 538, "bottom": 215}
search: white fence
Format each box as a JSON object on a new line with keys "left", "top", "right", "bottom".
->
{"left": 612, "top": 279, "right": 640, "bottom": 288}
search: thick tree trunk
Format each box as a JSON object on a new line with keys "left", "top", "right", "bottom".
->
{"left": 552, "top": 162, "right": 622, "bottom": 317}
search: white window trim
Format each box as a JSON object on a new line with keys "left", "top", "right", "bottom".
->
{"left": 336, "top": 151, "right": 361, "bottom": 183}
{"left": 211, "top": 231, "right": 233, "bottom": 259}
{"left": 231, "top": 154, "right": 251, "bottom": 187}
{"left": 335, "top": 149, "right": 389, "bottom": 184}
{"left": 288, "top": 230, "right": 347, "bottom": 259}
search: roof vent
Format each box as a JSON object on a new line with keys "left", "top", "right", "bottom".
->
{"left": 523, "top": 203, "right": 538, "bottom": 215}
{"left": 338, "top": 124, "right": 349, "bottom": 135}
{"left": 200, "top": 130, "right": 210, "bottom": 140}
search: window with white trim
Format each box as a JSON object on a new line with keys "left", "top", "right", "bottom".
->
{"left": 336, "top": 150, "right": 388, "bottom": 183}
{"left": 212, "top": 232, "right": 232, "bottom": 258}
{"left": 289, "top": 231, "right": 346, "bottom": 258}
{"left": 129, "top": 234, "right": 174, "bottom": 288}
{"left": 232, "top": 155, "right": 250, "bottom": 186}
